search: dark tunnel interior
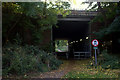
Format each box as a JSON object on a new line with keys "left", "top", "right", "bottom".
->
{"left": 53, "top": 21, "right": 89, "bottom": 40}
{"left": 53, "top": 20, "right": 90, "bottom": 58}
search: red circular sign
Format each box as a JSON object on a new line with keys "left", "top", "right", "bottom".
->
{"left": 92, "top": 39, "right": 99, "bottom": 47}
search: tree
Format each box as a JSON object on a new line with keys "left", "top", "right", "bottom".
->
{"left": 86, "top": 2, "right": 120, "bottom": 53}
{"left": 2, "top": 2, "right": 71, "bottom": 45}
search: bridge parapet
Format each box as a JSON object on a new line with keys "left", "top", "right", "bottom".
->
{"left": 58, "top": 10, "right": 99, "bottom": 21}
{"left": 58, "top": 10, "right": 99, "bottom": 17}
{"left": 70, "top": 10, "right": 99, "bottom": 16}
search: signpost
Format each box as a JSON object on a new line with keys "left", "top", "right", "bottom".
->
{"left": 92, "top": 39, "right": 99, "bottom": 66}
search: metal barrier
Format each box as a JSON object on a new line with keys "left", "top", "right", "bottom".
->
{"left": 74, "top": 52, "right": 91, "bottom": 59}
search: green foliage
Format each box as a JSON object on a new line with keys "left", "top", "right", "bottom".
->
{"left": 89, "top": 3, "right": 120, "bottom": 54}
{"left": 40, "top": 42, "right": 54, "bottom": 53}
{"left": 93, "top": 28, "right": 108, "bottom": 39}
{"left": 88, "top": 50, "right": 120, "bottom": 69}
{"left": 32, "top": 30, "right": 43, "bottom": 44}
{"left": 90, "top": 14, "right": 105, "bottom": 24}
{"left": 106, "top": 16, "right": 120, "bottom": 34}
{"left": 55, "top": 40, "right": 68, "bottom": 52}
{"left": 49, "top": 54, "right": 63, "bottom": 70}
{"left": 64, "top": 59, "right": 118, "bottom": 79}
{"left": 2, "top": 43, "right": 62, "bottom": 76}
{"left": 94, "top": 16, "right": 120, "bottom": 40}
{"left": 98, "top": 50, "right": 120, "bottom": 69}
{"left": 89, "top": 2, "right": 120, "bottom": 38}
{"left": 2, "top": 2, "right": 68, "bottom": 77}
{"left": 2, "top": 2, "right": 70, "bottom": 44}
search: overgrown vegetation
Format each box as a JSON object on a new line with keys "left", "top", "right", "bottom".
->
{"left": 86, "top": 2, "right": 120, "bottom": 73}
{"left": 88, "top": 2, "right": 120, "bottom": 53}
{"left": 2, "top": 42, "right": 62, "bottom": 76}
{"left": 98, "top": 50, "right": 120, "bottom": 69}
{"left": 63, "top": 60, "right": 118, "bottom": 79}
{"left": 2, "top": 1, "right": 120, "bottom": 78}
{"left": 2, "top": 1, "right": 70, "bottom": 77}
{"left": 88, "top": 50, "right": 120, "bottom": 70}
{"left": 2, "top": 2, "right": 70, "bottom": 45}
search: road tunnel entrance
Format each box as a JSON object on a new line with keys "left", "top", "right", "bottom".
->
{"left": 53, "top": 20, "right": 91, "bottom": 59}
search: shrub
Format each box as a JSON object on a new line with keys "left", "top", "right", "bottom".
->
{"left": 2, "top": 43, "right": 62, "bottom": 76}
{"left": 98, "top": 50, "right": 120, "bottom": 69}
{"left": 49, "top": 53, "right": 62, "bottom": 70}
{"left": 88, "top": 50, "right": 120, "bottom": 69}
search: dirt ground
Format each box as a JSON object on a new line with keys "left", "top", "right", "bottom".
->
{"left": 31, "top": 59, "right": 90, "bottom": 78}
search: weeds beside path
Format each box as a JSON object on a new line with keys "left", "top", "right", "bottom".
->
{"left": 31, "top": 59, "right": 90, "bottom": 78}
{"left": 31, "top": 59, "right": 119, "bottom": 78}
{"left": 31, "top": 60, "right": 76, "bottom": 78}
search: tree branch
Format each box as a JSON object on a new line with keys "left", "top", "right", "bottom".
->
{"left": 97, "top": 2, "right": 107, "bottom": 27}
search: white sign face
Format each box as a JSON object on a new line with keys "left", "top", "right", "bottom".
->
{"left": 92, "top": 39, "right": 99, "bottom": 47}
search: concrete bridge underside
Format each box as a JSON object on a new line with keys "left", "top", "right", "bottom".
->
{"left": 53, "top": 11, "right": 97, "bottom": 59}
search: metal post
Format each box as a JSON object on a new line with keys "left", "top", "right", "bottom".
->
{"left": 95, "top": 49, "right": 97, "bottom": 66}
{"left": 89, "top": 24, "right": 92, "bottom": 57}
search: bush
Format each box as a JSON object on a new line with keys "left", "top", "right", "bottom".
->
{"left": 49, "top": 54, "right": 62, "bottom": 70}
{"left": 88, "top": 50, "right": 120, "bottom": 69}
{"left": 98, "top": 50, "right": 120, "bottom": 69}
{"left": 2, "top": 43, "right": 62, "bottom": 76}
